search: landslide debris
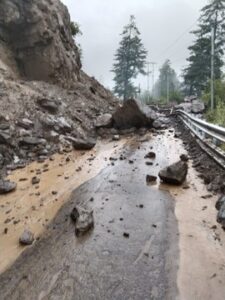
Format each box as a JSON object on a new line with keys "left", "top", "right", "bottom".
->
{"left": 0, "top": 0, "right": 118, "bottom": 175}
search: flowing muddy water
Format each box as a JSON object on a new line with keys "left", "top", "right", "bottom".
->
{"left": 0, "top": 130, "right": 225, "bottom": 299}
{"left": 0, "top": 139, "right": 127, "bottom": 273}
{"left": 149, "top": 130, "right": 225, "bottom": 300}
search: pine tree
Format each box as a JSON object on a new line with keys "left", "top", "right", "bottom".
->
{"left": 155, "top": 60, "right": 181, "bottom": 101}
{"left": 112, "top": 15, "right": 147, "bottom": 100}
{"left": 183, "top": 0, "right": 225, "bottom": 96}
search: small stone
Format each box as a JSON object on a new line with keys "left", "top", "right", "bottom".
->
{"left": 123, "top": 232, "right": 130, "bottom": 238}
{"left": 146, "top": 175, "right": 157, "bottom": 183}
{"left": 145, "top": 152, "right": 156, "bottom": 159}
{"left": 32, "top": 177, "right": 40, "bottom": 185}
{"left": 19, "top": 229, "right": 34, "bottom": 245}
{"left": 180, "top": 154, "right": 189, "bottom": 162}
{"left": 112, "top": 135, "right": 120, "bottom": 141}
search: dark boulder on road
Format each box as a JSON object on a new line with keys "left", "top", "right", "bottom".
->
{"left": 0, "top": 180, "right": 17, "bottom": 194}
{"left": 112, "top": 99, "right": 156, "bottom": 129}
{"left": 159, "top": 161, "right": 188, "bottom": 185}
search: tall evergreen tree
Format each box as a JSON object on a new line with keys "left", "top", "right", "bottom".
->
{"left": 112, "top": 15, "right": 147, "bottom": 100}
{"left": 183, "top": 0, "right": 225, "bottom": 95}
{"left": 155, "top": 60, "right": 180, "bottom": 101}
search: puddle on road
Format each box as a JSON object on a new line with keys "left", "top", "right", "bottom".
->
{"left": 0, "top": 139, "right": 127, "bottom": 273}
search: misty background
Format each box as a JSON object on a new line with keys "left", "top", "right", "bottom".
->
{"left": 62, "top": 0, "right": 208, "bottom": 92}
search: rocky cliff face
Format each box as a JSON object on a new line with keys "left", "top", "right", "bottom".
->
{"left": 0, "top": 0, "right": 118, "bottom": 173}
{"left": 0, "top": 0, "right": 81, "bottom": 87}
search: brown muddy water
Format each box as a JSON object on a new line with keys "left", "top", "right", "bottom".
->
{"left": 0, "top": 139, "right": 127, "bottom": 273}
{"left": 0, "top": 130, "right": 225, "bottom": 300}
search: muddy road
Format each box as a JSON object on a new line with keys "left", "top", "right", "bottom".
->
{"left": 1, "top": 130, "right": 225, "bottom": 300}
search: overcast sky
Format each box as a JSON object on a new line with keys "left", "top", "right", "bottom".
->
{"left": 62, "top": 0, "right": 208, "bottom": 91}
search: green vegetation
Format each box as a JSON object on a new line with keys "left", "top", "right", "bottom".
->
{"left": 203, "top": 79, "right": 225, "bottom": 126}
{"left": 70, "top": 21, "right": 82, "bottom": 37}
{"left": 183, "top": 0, "right": 225, "bottom": 96}
{"left": 111, "top": 15, "right": 148, "bottom": 101}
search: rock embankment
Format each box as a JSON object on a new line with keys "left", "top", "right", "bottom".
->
{"left": 0, "top": 0, "right": 118, "bottom": 174}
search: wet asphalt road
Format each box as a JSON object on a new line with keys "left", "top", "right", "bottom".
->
{"left": 0, "top": 136, "right": 179, "bottom": 300}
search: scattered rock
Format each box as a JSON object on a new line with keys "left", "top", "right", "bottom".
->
{"left": 146, "top": 175, "right": 157, "bottom": 183}
{"left": 17, "top": 118, "right": 34, "bottom": 130}
{"left": 95, "top": 114, "right": 112, "bottom": 128}
{"left": 145, "top": 161, "right": 153, "bottom": 166}
{"left": 75, "top": 209, "right": 94, "bottom": 237}
{"left": 123, "top": 232, "right": 130, "bottom": 238}
{"left": 145, "top": 152, "right": 156, "bottom": 159}
{"left": 0, "top": 180, "right": 17, "bottom": 194}
{"left": 112, "top": 135, "right": 120, "bottom": 141}
{"left": 71, "top": 207, "right": 94, "bottom": 237}
{"left": 215, "top": 195, "right": 225, "bottom": 211}
{"left": 217, "top": 202, "right": 225, "bottom": 227}
{"left": 159, "top": 161, "right": 188, "bottom": 185}
{"left": 174, "top": 132, "right": 181, "bottom": 138}
{"left": 72, "top": 137, "right": 96, "bottom": 150}
{"left": 180, "top": 154, "right": 189, "bottom": 162}
{"left": 37, "top": 98, "right": 59, "bottom": 114}
{"left": 19, "top": 229, "right": 34, "bottom": 245}
{"left": 19, "top": 137, "right": 45, "bottom": 147}
{"left": 31, "top": 177, "right": 40, "bottom": 185}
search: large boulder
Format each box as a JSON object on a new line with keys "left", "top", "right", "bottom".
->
{"left": 112, "top": 99, "right": 156, "bottom": 129}
{"left": 159, "top": 161, "right": 188, "bottom": 185}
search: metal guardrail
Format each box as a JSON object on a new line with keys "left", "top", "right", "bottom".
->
{"left": 176, "top": 110, "right": 225, "bottom": 169}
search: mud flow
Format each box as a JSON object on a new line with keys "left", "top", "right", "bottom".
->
{"left": 0, "top": 131, "right": 225, "bottom": 300}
